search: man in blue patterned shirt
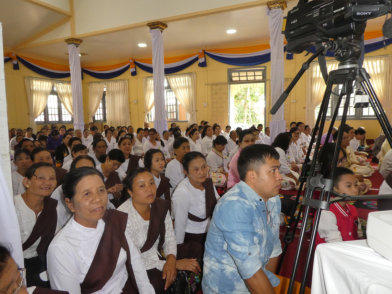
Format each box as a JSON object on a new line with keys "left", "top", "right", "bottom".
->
{"left": 203, "top": 144, "right": 282, "bottom": 293}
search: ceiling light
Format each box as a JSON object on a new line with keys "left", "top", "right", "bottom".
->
{"left": 138, "top": 43, "right": 147, "bottom": 48}
{"left": 226, "top": 29, "right": 237, "bottom": 35}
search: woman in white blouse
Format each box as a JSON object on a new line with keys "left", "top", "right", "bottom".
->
{"left": 165, "top": 137, "right": 190, "bottom": 193}
{"left": 171, "top": 152, "right": 220, "bottom": 260}
{"left": 133, "top": 128, "right": 145, "bottom": 157}
{"left": 117, "top": 135, "right": 140, "bottom": 180}
{"left": 47, "top": 167, "right": 155, "bottom": 294}
{"left": 14, "top": 162, "right": 58, "bottom": 288}
{"left": 201, "top": 126, "right": 214, "bottom": 156}
{"left": 143, "top": 128, "right": 163, "bottom": 154}
{"left": 288, "top": 127, "right": 304, "bottom": 169}
{"left": 206, "top": 135, "right": 228, "bottom": 173}
{"left": 188, "top": 129, "right": 202, "bottom": 153}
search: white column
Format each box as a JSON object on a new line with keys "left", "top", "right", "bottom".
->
{"left": 0, "top": 22, "right": 24, "bottom": 267}
{"left": 268, "top": 6, "right": 286, "bottom": 142}
{"left": 148, "top": 22, "right": 167, "bottom": 135}
{"left": 66, "top": 38, "right": 85, "bottom": 131}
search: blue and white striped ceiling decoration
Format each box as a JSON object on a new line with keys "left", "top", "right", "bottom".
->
{"left": 5, "top": 34, "right": 392, "bottom": 79}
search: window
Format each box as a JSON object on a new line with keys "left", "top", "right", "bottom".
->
{"left": 312, "top": 56, "right": 388, "bottom": 121}
{"left": 94, "top": 90, "right": 107, "bottom": 122}
{"left": 35, "top": 86, "right": 72, "bottom": 124}
{"left": 228, "top": 67, "right": 266, "bottom": 129}
{"left": 147, "top": 79, "right": 187, "bottom": 122}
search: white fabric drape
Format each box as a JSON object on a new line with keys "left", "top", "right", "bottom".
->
{"left": 307, "top": 61, "right": 338, "bottom": 126}
{"left": 88, "top": 82, "right": 106, "bottom": 122}
{"left": 0, "top": 23, "right": 23, "bottom": 267}
{"left": 105, "top": 80, "right": 130, "bottom": 126}
{"left": 268, "top": 8, "right": 286, "bottom": 142}
{"left": 363, "top": 56, "right": 389, "bottom": 103}
{"left": 55, "top": 82, "right": 73, "bottom": 115}
{"left": 144, "top": 77, "right": 155, "bottom": 114}
{"left": 150, "top": 28, "right": 167, "bottom": 135}
{"left": 24, "top": 77, "right": 53, "bottom": 128}
{"left": 167, "top": 73, "right": 196, "bottom": 123}
{"left": 67, "top": 43, "right": 84, "bottom": 131}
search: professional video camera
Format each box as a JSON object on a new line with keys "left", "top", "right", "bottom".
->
{"left": 285, "top": 0, "right": 392, "bottom": 59}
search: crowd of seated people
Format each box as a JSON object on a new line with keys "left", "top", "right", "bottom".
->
{"left": 3, "top": 119, "right": 389, "bottom": 293}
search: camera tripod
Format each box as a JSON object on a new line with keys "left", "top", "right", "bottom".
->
{"left": 270, "top": 38, "right": 392, "bottom": 294}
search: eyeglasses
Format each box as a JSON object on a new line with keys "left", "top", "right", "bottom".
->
{"left": 0, "top": 268, "right": 25, "bottom": 294}
{"left": 32, "top": 174, "right": 56, "bottom": 182}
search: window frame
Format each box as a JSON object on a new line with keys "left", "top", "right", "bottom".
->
{"left": 35, "top": 87, "right": 73, "bottom": 124}
{"left": 93, "top": 91, "right": 107, "bottom": 122}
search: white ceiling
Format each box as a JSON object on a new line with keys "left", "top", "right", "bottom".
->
{"left": 1, "top": 0, "right": 387, "bottom": 65}
{"left": 0, "top": 0, "right": 65, "bottom": 49}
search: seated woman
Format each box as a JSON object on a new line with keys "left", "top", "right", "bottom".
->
{"left": 172, "top": 152, "right": 220, "bottom": 260}
{"left": 165, "top": 137, "right": 190, "bottom": 193}
{"left": 47, "top": 167, "right": 155, "bottom": 293}
{"left": 144, "top": 149, "right": 171, "bottom": 202}
{"left": 12, "top": 149, "right": 32, "bottom": 195}
{"left": 14, "top": 162, "right": 58, "bottom": 287}
{"left": 89, "top": 138, "right": 108, "bottom": 166}
{"left": 117, "top": 135, "right": 141, "bottom": 180}
{"left": 188, "top": 129, "right": 202, "bottom": 153}
{"left": 61, "top": 144, "right": 88, "bottom": 172}
{"left": 206, "top": 135, "right": 228, "bottom": 188}
{"left": 0, "top": 245, "right": 67, "bottom": 294}
{"left": 227, "top": 129, "right": 255, "bottom": 189}
{"left": 201, "top": 126, "right": 214, "bottom": 156}
{"left": 272, "top": 132, "right": 299, "bottom": 189}
{"left": 288, "top": 127, "right": 304, "bottom": 171}
{"left": 143, "top": 128, "right": 163, "bottom": 154}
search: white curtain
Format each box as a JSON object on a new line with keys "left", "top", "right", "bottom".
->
{"left": 55, "top": 82, "right": 73, "bottom": 115}
{"left": 88, "top": 82, "right": 106, "bottom": 122}
{"left": 105, "top": 80, "right": 130, "bottom": 126}
{"left": 167, "top": 73, "right": 196, "bottom": 123}
{"left": 150, "top": 28, "right": 167, "bottom": 135}
{"left": 268, "top": 8, "right": 286, "bottom": 141}
{"left": 67, "top": 43, "right": 84, "bottom": 131}
{"left": 144, "top": 77, "right": 155, "bottom": 117}
{"left": 24, "top": 77, "right": 53, "bottom": 128}
{"left": 363, "top": 56, "right": 389, "bottom": 103}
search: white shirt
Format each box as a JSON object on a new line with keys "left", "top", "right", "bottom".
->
{"left": 275, "top": 147, "right": 292, "bottom": 175}
{"left": 349, "top": 138, "right": 360, "bottom": 152}
{"left": 143, "top": 140, "right": 162, "bottom": 154}
{"left": 10, "top": 136, "right": 18, "bottom": 151}
{"left": 117, "top": 159, "right": 131, "bottom": 181}
{"left": 14, "top": 194, "right": 61, "bottom": 259}
{"left": 318, "top": 211, "right": 343, "bottom": 243}
{"left": 171, "top": 177, "right": 219, "bottom": 244}
{"left": 201, "top": 136, "right": 213, "bottom": 156}
{"left": 162, "top": 139, "right": 173, "bottom": 159}
{"left": 225, "top": 138, "right": 237, "bottom": 157}
{"left": 63, "top": 154, "right": 72, "bottom": 166}
{"left": 11, "top": 171, "right": 25, "bottom": 195}
{"left": 189, "top": 139, "right": 202, "bottom": 153}
{"left": 206, "top": 150, "right": 225, "bottom": 172}
{"left": 259, "top": 133, "right": 271, "bottom": 145}
{"left": 47, "top": 217, "right": 155, "bottom": 294}
{"left": 133, "top": 138, "right": 144, "bottom": 156}
{"left": 62, "top": 158, "right": 73, "bottom": 172}
{"left": 82, "top": 135, "right": 93, "bottom": 148}
{"left": 164, "top": 158, "right": 184, "bottom": 193}
{"left": 105, "top": 137, "right": 117, "bottom": 152}
{"left": 299, "top": 132, "right": 308, "bottom": 148}
{"left": 288, "top": 142, "right": 304, "bottom": 164}
{"left": 118, "top": 200, "right": 177, "bottom": 271}
{"left": 88, "top": 152, "right": 101, "bottom": 166}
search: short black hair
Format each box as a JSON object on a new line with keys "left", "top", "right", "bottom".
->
{"left": 137, "top": 128, "right": 143, "bottom": 134}
{"left": 71, "top": 144, "right": 87, "bottom": 154}
{"left": 14, "top": 149, "right": 30, "bottom": 161}
{"left": 104, "top": 128, "right": 112, "bottom": 136}
{"left": 68, "top": 137, "right": 82, "bottom": 147}
{"left": 333, "top": 167, "right": 354, "bottom": 188}
{"left": 107, "top": 149, "right": 125, "bottom": 163}
{"left": 25, "top": 162, "right": 54, "bottom": 179}
{"left": 237, "top": 144, "right": 279, "bottom": 181}
{"left": 92, "top": 138, "right": 107, "bottom": 149}
{"left": 318, "top": 143, "right": 347, "bottom": 178}
{"left": 290, "top": 127, "right": 299, "bottom": 134}
{"left": 63, "top": 167, "right": 104, "bottom": 199}
{"left": 123, "top": 168, "right": 150, "bottom": 192}
{"left": 37, "top": 135, "right": 48, "bottom": 142}
{"left": 90, "top": 126, "right": 98, "bottom": 132}
{"left": 182, "top": 151, "right": 205, "bottom": 173}
{"left": 238, "top": 129, "right": 254, "bottom": 143}
{"left": 144, "top": 149, "right": 165, "bottom": 171}
{"left": 30, "top": 147, "right": 51, "bottom": 161}
{"left": 355, "top": 127, "right": 366, "bottom": 135}
{"left": 188, "top": 128, "right": 198, "bottom": 138}
{"left": 296, "top": 122, "right": 304, "bottom": 127}
{"left": 212, "top": 124, "right": 221, "bottom": 132}
{"left": 201, "top": 125, "right": 211, "bottom": 138}
{"left": 173, "top": 137, "right": 189, "bottom": 150}
{"left": 272, "top": 132, "right": 291, "bottom": 152}
{"left": 16, "top": 138, "right": 34, "bottom": 150}
{"left": 118, "top": 135, "right": 134, "bottom": 146}
{"left": 70, "top": 155, "right": 96, "bottom": 170}
{"left": 213, "top": 135, "right": 228, "bottom": 146}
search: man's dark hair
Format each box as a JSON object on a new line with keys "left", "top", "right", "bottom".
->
{"left": 272, "top": 132, "right": 291, "bottom": 152}
{"left": 237, "top": 144, "right": 279, "bottom": 181}
{"left": 173, "top": 137, "right": 189, "bottom": 149}
{"left": 333, "top": 167, "right": 354, "bottom": 188}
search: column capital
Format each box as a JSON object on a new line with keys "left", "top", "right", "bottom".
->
{"left": 147, "top": 21, "right": 168, "bottom": 31}
{"left": 65, "top": 38, "right": 83, "bottom": 46}
{"left": 267, "top": 0, "right": 287, "bottom": 10}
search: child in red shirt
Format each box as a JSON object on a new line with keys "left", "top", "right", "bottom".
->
{"left": 316, "top": 167, "right": 360, "bottom": 245}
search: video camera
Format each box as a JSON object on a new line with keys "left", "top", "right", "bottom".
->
{"left": 285, "top": 0, "right": 392, "bottom": 54}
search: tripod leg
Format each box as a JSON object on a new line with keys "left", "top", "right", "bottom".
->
{"left": 298, "top": 77, "right": 355, "bottom": 294}
{"left": 287, "top": 78, "right": 335, "bottom": 294}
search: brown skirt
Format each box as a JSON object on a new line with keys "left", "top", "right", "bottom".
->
{"left": 147, "top": 268, "right": 165, "bottom": 294}
{"left": 177, "top": 233, "right": 206, "bottom": 261}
